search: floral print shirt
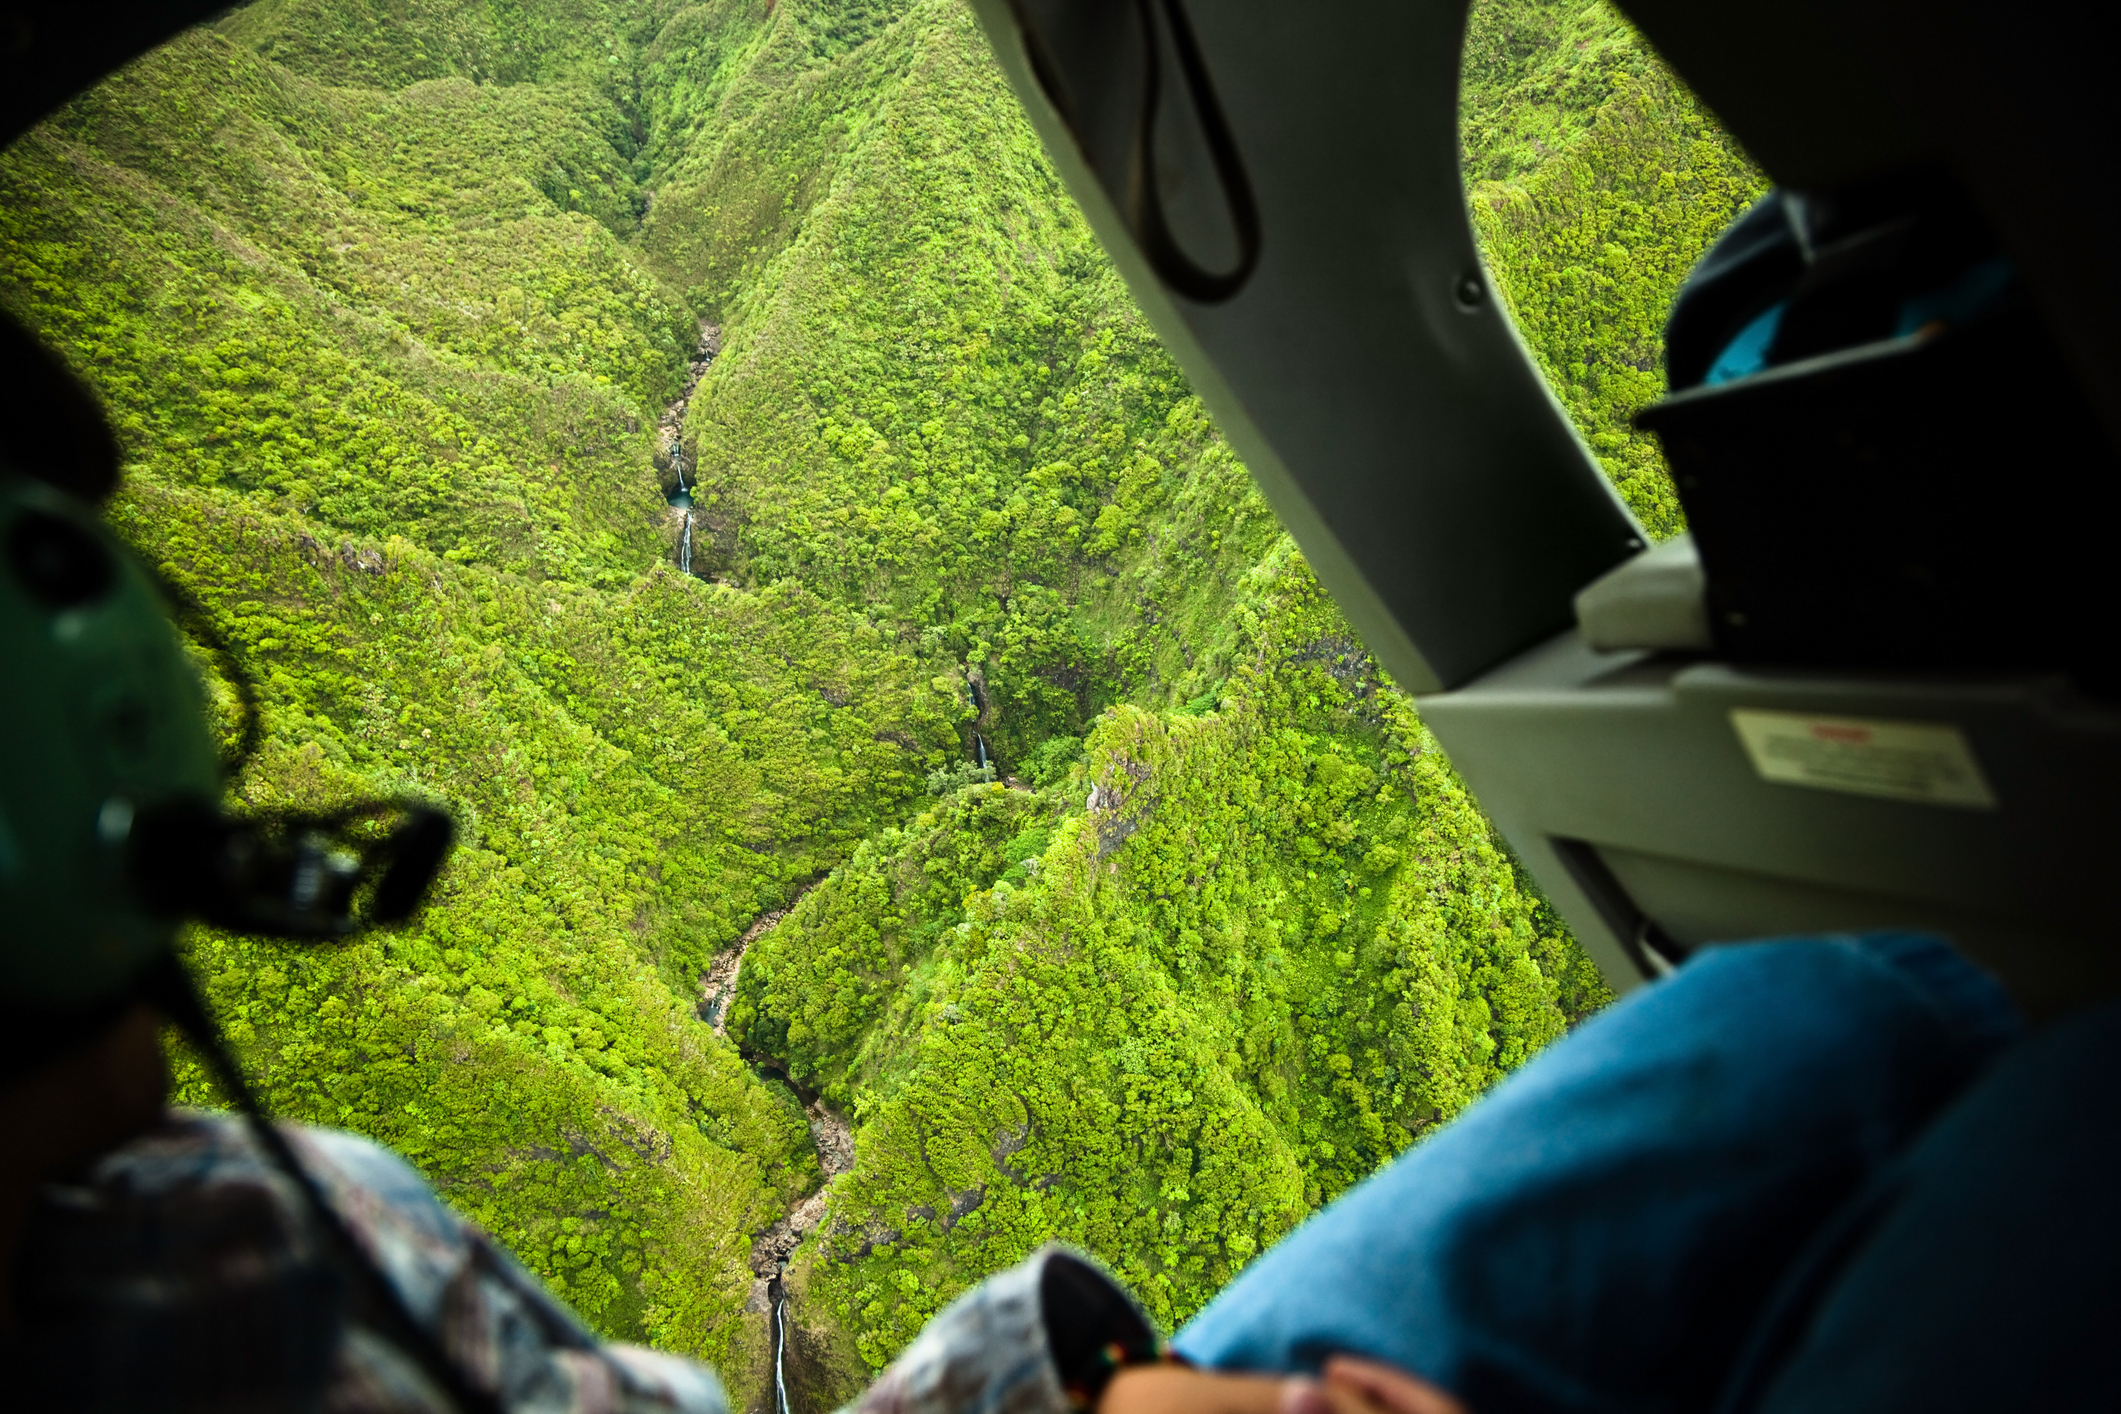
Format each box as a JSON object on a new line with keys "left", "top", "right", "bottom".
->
{"left": 6, "top": 1109, "right": 730, "bottom": 1414}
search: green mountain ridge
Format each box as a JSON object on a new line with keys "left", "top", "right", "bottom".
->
{"left": 0, "top": 0, "right": 1761, "bottom": 1406}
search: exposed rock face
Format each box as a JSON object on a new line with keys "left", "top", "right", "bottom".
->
{"left": 293, "top": 532, "right": 387, "bottom": 575}
{"left": 658, "top": 321, "right": 722, "bottom": 460}
{"left": 697, "top": 884, "right": 809, "bottom": 1033}
{"left": 750, "top": 1097, "right": 853, "bottom": 1283}
{"left": 745, "top": 1091, "right": 857, "bottom": 1327}
{"left": 1087, "top": 754, "right": 1154, "bottom": 858}
{"left": 807, "top": 1098, "right": 854, "bottom": 1179}
{"left": 752, "top": 1184, "right": 831, "bottom": 1281}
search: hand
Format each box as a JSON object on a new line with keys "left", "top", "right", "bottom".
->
{"left": 1100, "top": 1355, "right": 1465, "bottom": 1414}
{"left": 1315, "top": 1355, "right": 1465, "bottom": 1414}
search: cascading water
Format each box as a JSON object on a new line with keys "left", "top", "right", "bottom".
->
{"left": 771, "top": 1271, "right": 790, "bottom": 1414}
{"left": 659, "top": 322, "right": 719, "bottom": 576}
{"left": 670, "top": 439, "right": 696, "bottom": 574}
{"left": 968, "top": 681, "right": 994, "bottom": 781}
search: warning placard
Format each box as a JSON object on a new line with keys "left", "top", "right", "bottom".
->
{"left": 1729, "top": 709, "right": 1998, "bottom": 809}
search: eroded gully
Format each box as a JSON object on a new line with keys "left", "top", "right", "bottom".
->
{"left": 692, "top": 885, "right": 853, "bottom": 1414}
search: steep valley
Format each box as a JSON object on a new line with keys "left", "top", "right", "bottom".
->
{"left": 0, "top": 0, "right": 1760, "bottom": 1407}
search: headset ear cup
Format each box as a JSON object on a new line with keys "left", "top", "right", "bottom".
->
{"left": 371, "top": 808, "right": 453, "bottom": 925}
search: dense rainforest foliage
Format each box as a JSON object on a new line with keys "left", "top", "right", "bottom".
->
{"left": 0, "top": 0, "right": 1759, "bottom": 1406}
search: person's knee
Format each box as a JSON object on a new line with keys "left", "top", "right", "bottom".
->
{"left": 1175, "top": 935, "right": 2019, "bottom": 1413}
{"left": 1745, "top": 998, "right": 2121, "bottom": 1413}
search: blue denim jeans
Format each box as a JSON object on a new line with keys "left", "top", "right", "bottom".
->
{"left": 1737, "top": 993, "right": 2121, "bottom": 1414}
{"left": 1172, "top": 934, "right": 2019, "bottom": 1414}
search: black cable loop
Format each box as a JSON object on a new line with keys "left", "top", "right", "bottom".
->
{"left": 152, "top": 569, "right": 264, "bottom": 782}
{"left": 1126, "top": 0, "right": 1261, "bottom": 303}
{"left": 1008, "top": 0, "right": 1260, "bottom": 304}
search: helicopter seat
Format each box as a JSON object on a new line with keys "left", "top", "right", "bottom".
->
{"left": 1573, "top": 534, "right": 1713, "bottom": 653}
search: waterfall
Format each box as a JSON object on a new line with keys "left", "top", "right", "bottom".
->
{"left": 772, "top": 1276, "right": 790, "bottom": 1414}
{"left": 658, "top": 324, "right": 719, "bottom": 576}
{"left": 665, "top": 434, "right": 697, "bottom": 576}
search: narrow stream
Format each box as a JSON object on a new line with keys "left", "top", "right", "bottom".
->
{"left": 694, "top": 887, "right": 859, "bottom": 1414}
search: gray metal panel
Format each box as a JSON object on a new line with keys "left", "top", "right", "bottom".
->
{"left": 1419, "top": 632, "right": 2121, "bottom": 1017}
{"left": 968, "top": 0, "right": 1643, "bottom": 693}
{"left": 972, "top": 0, "right": 2121, "bottom": 1017}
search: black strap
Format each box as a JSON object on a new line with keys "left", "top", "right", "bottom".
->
{"left": 145, "top": 955, "right": 505, "bottom": 1414}
{"left": 1009, "top": 0, "right": 1261, "bottom": 304}
{"left": 1126, "top": 0, "right": 1261, "bottom": 304}
{"left": 150, "top": 569, "right": 264, "bottom": 782}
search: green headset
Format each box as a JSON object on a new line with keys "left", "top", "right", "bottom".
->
{"left": 0, "top": 316, "right": 491, "bottom": 1411}
{"left": 0, "top": 308, "right": 452, "bottom": 1051}
{"left": 0, "top": 470, "right": 220, "bottom": 1011}
{"left": 0, "top": 466, "right": 453, "bottom": 1039}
